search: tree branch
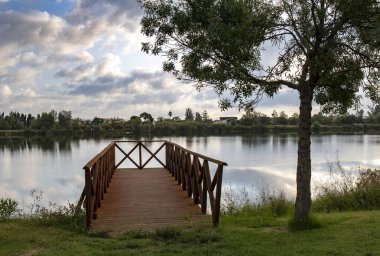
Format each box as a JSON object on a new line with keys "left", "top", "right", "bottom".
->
{"left": 282, "top": 0, "right": 313, "bottom": 48}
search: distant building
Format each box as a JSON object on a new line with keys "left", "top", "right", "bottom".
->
{"left": 215, "top": 117, "right": 238, "bottom": 125}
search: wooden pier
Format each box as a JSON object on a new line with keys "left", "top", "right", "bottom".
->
{"left": 78, "top": 140, "right": 227, "bottom": 233}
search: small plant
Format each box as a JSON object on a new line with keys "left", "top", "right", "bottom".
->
{"left": 28, "top": 189, "right": 44, "bottom": 215}
{"left": 221, "top": 185, "right": 250, "bottom": 215}
{"left": 178, "top": 229, "right": 221, "bottom": 244}
{"left": 0, "top": 198, "right": 19, "bottom": 220}
{"left": 257, "top": 186, "right": 292, "bottom": 217}
{"left": 87, "top": 229, "right": 110, "bottom": 238}
{"left": 125, "top": 230, "right": 150, "bottom": 239}
{"left": 155, "top": 227, "right": 181, "bottom": 240}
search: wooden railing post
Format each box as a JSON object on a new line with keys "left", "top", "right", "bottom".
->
{"left": 213, "top": 164, "right": 224, "bottom": 227}
{"left": 84, "top": 167, "right": 92, "bottom": 228}
{"left": 165, "top": 142, "right": 169, "bottom": 170}
{"left": 201, "top": 162, "right": 207, "bottom": 214}
{"left": 111, "top": 142, "right": 115, "bottom": 170}
{"left": 139, "top": 142, "right": 142, "bottom": 169}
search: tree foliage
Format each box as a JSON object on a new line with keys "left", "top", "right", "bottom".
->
{"left": 185, "top": 108, "right": 194, "bottom": 120}
{"left": 140, "top": 112, "right": 154, "bottom": 123}
{"left": 58, "top": 110, "right": 72, "bottom": 128}
{"left": 195, "top": 112, "right": 202, "bottom": 122}
{"left": 202, "top": 110, "right": 210, "bottom": 122}
{"left": 139, "top": 0, "right": 380, "bottom": 112}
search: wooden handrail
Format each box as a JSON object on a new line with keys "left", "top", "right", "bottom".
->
{"left": 79, "top": 142, "right": 115, "bottom": 228}
{"left": 79, "top": 140, "right": 226, "bottom": 228}
{"left": 164, "top": 141, "right": 226, "bottom": 226}
{"left": 83, "top": 142, "right": 115, "bottom": 170}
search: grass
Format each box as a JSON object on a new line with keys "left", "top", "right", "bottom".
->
{"left": 1, "top": 211, "right": 380, "bottom": 255}
{"left": 2, "top": 168, "right": 380, "bottom": 255}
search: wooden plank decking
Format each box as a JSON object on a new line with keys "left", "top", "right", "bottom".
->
{"left": 91, "top": 168, "right": 209, "bottom": 234}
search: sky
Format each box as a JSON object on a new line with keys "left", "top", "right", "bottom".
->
{"left": 0, "top": 0, "right": 334, "bottom": 120}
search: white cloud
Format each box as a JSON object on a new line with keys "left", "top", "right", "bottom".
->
{"left": 0, "top": 0, "right": 314, "bottom": 120}
{"left": 18, "top": 51, "right": 37, "bottom": 63}
{"left": 0, "top": 84, "right": 12, "bottom": 96}
{"left": 11, "top": 67, "right": 38, "bottom": 85}
{"left": 96, "top": 53, "right": 122, "bottom": 77}
{"left": 16, "top": 88, "right": 37, "bottom": 97}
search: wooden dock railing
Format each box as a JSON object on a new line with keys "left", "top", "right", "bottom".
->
{"left": 79, "top": 140, "right": 227, "bottom": 229}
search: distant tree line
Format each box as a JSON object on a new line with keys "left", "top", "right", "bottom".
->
{"left": 0, "top": 110, "right": 72, "bottom": 131}
{"left": 1, "top": 105, "right": 380, "bottom": 134}
{"left": 238, "top": 106, "right": 380, "bottom": 127}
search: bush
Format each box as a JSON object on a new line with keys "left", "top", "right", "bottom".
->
{"left": 357, "top": 169, "right": 380, "bottom": 189}
{"left": 0, "top": 198, "right": 19, "bottom": 220}
{"left": 221, "top": 185, "right": 250, "bottom": 215}
{"left": 221, "top": 185, "right": 293, "bottom": 218}
{"left": 257, "top": 187, "right": 292, "bottom": 217}
{"left": 6, "top": 190, "right": 86, "bottom": 232}
{"left": 33, "top": 202, "right": 85, "bottom": 230}
{"left": 313, "top": 168, "right": 380, "bottom": 212}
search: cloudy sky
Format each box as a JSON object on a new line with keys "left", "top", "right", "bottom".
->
{"left": 0, "top": 0, "right": 309, "bottom": 120}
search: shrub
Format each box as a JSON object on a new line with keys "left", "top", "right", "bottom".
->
{"left": 313, "top": 167, "right": 380, "bottom": 212}
{"left": 221, "top": 185, "right": 250, "bottom": 215}
{"left": 221, "top": 184, "right": 293, "bottom": 218}
{"left": 257, "top": 187, "right": 292, "bottom": 217}
{"left": 0, "top": 198, "right": 19, "bottom": 220}
{"left": 357, "top": 169, "right": 380, "bottom": 189}
{"left": 33, "top": 202, "right": 85, "bottom": 230}
{"left": 16, "top": 190, "right": 86, "bottom": 232}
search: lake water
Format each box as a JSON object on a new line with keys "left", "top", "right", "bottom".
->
{"left": 1, "top": 134, "right": 379, "bottom": 208}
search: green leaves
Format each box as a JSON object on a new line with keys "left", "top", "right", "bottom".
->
{"left": 139, "top": 0, "right": 380, "bottom": 112}
{"left": 139, "top": 0, "right": 281, "bottom": 110}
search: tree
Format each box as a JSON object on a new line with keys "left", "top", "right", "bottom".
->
{"left": 195, "top": 112, "right": 202, "bottom": 122}
{"left": 4, "top": 114, "right": 16, "bottom": 130}
{"left": 368, "top": 104, "right": 380, "bottom": 123}
{"left": 0, "top": 118, "right": 8, "bottom": 130}
{"left": 185, "top": 108, "right": 194, "bottom": 120}
{"left": 139, "top": 0, "right": 380, "bottom": 224}
{"left": 129, "top": 116, "right": 142, "bottom": 130}
{"left": 168, "top": 111, "right": 172, "bottom": 119}
{"left": 356, "top": 109, "right": 364, "bottom": 123}
{"left": 289, "top": 113, "right": 300, "bottom": 126}
{"left": 140, "top": 112, "right": 154, "bottom": 123}
{"left": 202, "top": 110, "right": 210, "bottom": 122}
{"left": 92, "top": 117, "right": 104, "bottom": 125}
{"left": 58, "top": 110, "right": 72, "bottom": 128}
{"left": 277, "top": 111, "right": 289, "bottom": 125}
{"left": 40, "top": 112, "right": 55, "bottom": 129}
{"left": 49, "top": 110, "right": 58, "bottom": 123}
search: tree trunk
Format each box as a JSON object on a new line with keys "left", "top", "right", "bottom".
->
{"left": 295, "top": 84, "right": 313, "bottom": 221}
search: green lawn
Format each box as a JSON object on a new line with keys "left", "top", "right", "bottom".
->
{"left": 1, "top": 211, "right": 380, "bottom": 256}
